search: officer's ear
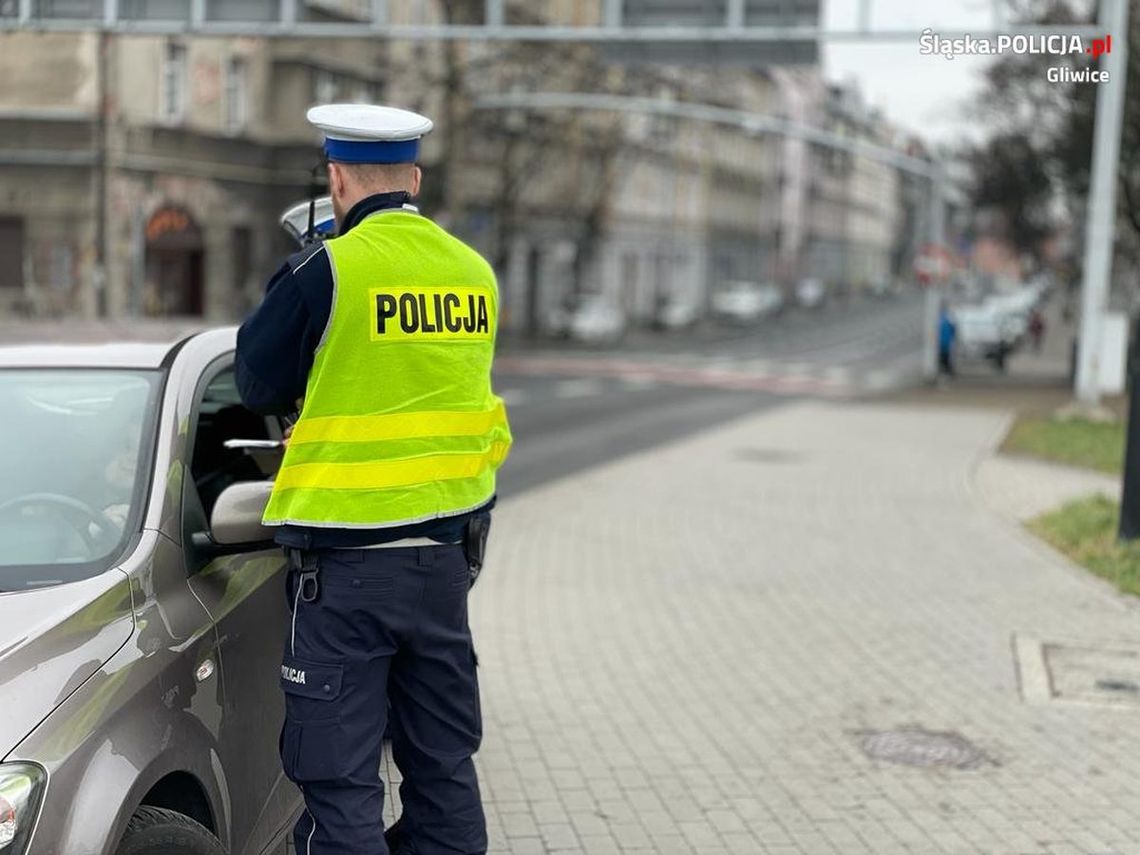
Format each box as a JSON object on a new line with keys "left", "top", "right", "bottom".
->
{"left": 410, "top": 165, "right": 422, "bottom": 199}
{"left": 328, "top": 162, "right": 346, "bottom": 200}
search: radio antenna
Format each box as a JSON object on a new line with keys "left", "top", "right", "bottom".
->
{"left": 306, "top": 162, "right": 320, "bottom": 244}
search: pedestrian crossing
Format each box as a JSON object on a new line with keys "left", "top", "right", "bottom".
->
{"left": 551, "top": 378, "right": 607, "bottom": 398}
{"left": 493, "top": 350, "right": 922, "bottom": 406}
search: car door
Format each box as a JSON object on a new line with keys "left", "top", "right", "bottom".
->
{"left": 181, "top": 360, "right": 301, "bottom": 855}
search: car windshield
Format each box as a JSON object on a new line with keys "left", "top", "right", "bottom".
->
{"left": 0, "top": 369, "right": 161, "bottom": 590}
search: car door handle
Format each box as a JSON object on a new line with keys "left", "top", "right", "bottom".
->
{"left": 224, "top": 439, "right": 284, "bottom": 451}
{"left": 195, "top": 658, "right": 216, "bottom": 683}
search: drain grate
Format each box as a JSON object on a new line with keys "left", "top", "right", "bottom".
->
{"left": 855, "top": 728, "right": 992, "bottom": 769}
{"left": 1095, "top": 677, "right": 1140, "bottom": 695}
{"left": 1015, "top": 635, "right": 1140, "bottom": 708}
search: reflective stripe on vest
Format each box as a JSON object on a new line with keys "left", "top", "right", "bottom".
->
{"left": 272, "top": 441, "right": 511, "bottom": 492}
{"left": 263, "top": 211, "right": 512, "bottom": 528}
{"left": 288, "top": 401, "right": 508, "bottom": 446}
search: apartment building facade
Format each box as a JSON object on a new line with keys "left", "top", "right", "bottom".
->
{"left": 800, "top": 82, "right": 903, "bottom": 294}
{"left": 0, "top": 0, "right": 916, "bottom": 328}
{"left": 0, "top": 2, "right": 385, "bottom": 320}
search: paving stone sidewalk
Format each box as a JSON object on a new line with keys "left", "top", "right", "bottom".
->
{"left": 469, "top": 400, "right": 1140, "bottom": 855}
{"left": 974, "top": 447, "right": 1120, "bottom": 523}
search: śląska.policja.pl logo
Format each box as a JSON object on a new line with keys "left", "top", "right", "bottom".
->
{"left": 919, "top": 29, "right": 1114, "bottom": 83}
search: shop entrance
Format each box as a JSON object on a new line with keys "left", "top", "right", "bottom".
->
{"left": 145, "top": 206, "right": 204, "bottom": 316}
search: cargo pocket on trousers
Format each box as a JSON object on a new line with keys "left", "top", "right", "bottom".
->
{"left": 280, "top": 655, "right": 345, "bottom": 783}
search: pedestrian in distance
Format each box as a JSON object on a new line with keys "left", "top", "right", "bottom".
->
{"left": 235, "top": 102, "right": 512, "bottom": 855}
{"left": 938, "top": 302, "right": 957, "bottom": 381}
{"left": 1029, "top": 307, "right": 1046, "bottom": 353}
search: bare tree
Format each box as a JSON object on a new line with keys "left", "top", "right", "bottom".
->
{"left": 971, "top": 0, "right": 1140, "bottom": 276}
{"left": 384, "top": 4, "right": 696, "bottom": 331}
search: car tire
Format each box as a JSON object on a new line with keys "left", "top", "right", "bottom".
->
{"left": 116, "top": 806, "right": 225, "bottom": 855}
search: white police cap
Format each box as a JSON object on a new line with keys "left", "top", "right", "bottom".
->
{"left": 280, "top": 196, "right": 335, "bottom": 246}
{"left": 307, "top": 103, "right": 433, "bottom": 164}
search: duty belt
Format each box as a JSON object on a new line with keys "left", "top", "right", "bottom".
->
{"left": 346, "top": 536, "right": 461, "bottom": 549}
{"left": 286, "top": 514, "right": 491, "bottom": 598}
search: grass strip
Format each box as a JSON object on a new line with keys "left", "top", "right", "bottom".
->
{"left": 1002, "top": 416, "right": 1124, "bottom": 475}
{"left": 1030, "top": 495, "right": 1140, "bottom": 597}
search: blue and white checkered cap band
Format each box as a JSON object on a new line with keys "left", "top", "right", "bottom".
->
{"left": 323, "top": 137, "right": 421, "bottom": 164}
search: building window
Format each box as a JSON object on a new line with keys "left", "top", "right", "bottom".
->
{"left": 160, "top": 42, "right": 187, "bottom": 124}
{"left": 0, "top": 217, "right": 24, "bottom": 290}
{"left": 313, "top": 68, "right": 339, "bottom": 104}
{"left": 224, "top": 56, "right": 249, "bottom": 134}
{"left": 33, "top": 0, "right": 101, "bottom": 16}
{"left": 351, "top": 80, "right": 377, "bottom": 104}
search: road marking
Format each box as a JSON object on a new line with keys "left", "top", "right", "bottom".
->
{"left": 741, "top": 358, "right": 772, "bottom": 375}
{"left": 498, "top": 387, "right": 529, "bottom": 407}
{"left": 554, "top": 378, "right": 606, "bottom": 398}
{"left": 823, "top": 365, "right": 853, "bottom": 383}
{"left": 862, "top": 368, "right": 897, "bottom": 390}
{"left": 620, "top": 375, "right": 661, "bottom": 390}
{"left": 495, "top": 356, "right": 861, "bottom": 399}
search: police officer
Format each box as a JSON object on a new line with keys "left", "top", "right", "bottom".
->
{"left": 235, "top": 103, "right": 512, "bottom": 855}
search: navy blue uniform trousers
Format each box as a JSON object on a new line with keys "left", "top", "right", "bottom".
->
{"left": 280, "top": 545, "right": 486, "bottom": 855}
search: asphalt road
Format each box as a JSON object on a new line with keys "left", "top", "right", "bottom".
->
{"left": 661, "top": 291, "right": 924, "bottom": 365}
{"left": 494, "top": 293, "right": 925, "bottom": 496}
{"left": 0, "top": 293, "right": 926, "bottom": 499}
{"left": 494, "top": 378, "right": 782, "bottom": 496}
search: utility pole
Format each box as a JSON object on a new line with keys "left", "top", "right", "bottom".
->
{"left": 1074, "top": 0, "right": 1129, "bottom": 406}
{"left": 1120, "top": 315, "right": 1140, "bottom": 539}
{"left": 93, "top": 28, "right": 110, "bottom": 318}
{"left": 1086, "top": 0, "right": 1140, "bottom": 539}
{"left": 922, "top": 159, "right": 946, "bottom": 382}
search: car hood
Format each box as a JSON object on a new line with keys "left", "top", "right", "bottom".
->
{"left": 0, "top": 568, "right": 135, "bottom": 759}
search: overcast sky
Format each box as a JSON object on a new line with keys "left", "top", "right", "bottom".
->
{"left": 821, "top": 0, "right": 1002, "bottom": 143}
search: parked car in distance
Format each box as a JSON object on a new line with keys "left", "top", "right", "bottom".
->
{"left": 755, "top": 283, "right": 786, "bottom": 317}
{"left": 569, "top": 295, "right": 626, "bottom": 344}
{"left": 655, "top": 298, "right": 702, "bottom": 331}
{"left": 712, "top": 281, "right": 784, "bottom": 325}
{"left": 953, "top": 303, "right": 1022, "bottom": 371}
{"left": 795, "top": 278, "right": 826, "bottom": 309}
{"left": 982, "top": 284, "right": 1044, "bottom": 343}
{"left": 869, "top": 277, "right": 897, "bottom": 299}
{"left": 0, "top": 329, "right": 301, "bottom": 855}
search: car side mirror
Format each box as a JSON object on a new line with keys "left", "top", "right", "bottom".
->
{"left": 190, "top": 481, "right": 276, "bottom": 557}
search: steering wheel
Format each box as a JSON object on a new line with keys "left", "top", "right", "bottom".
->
{"left": 0, "top": 493, "right": 121, "bottom": 555}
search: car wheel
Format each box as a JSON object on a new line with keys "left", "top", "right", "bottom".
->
{"left": 116, "top": 806, "right": 225, "bottom": 855}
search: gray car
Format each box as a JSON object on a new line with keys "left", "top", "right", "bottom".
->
{"left": 0, "top": 328, "right": 303, "bottom": 855}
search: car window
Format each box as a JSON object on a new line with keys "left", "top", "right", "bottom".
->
{"left": 0, "top": 369, "right": 161, "bottom": 589}
{"left": 189, "top": 367, "right": 281, "bottom": 520}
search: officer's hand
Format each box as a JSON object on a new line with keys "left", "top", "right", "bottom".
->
{"left": 282, "top": 424, "right": 294, "bottom": 448}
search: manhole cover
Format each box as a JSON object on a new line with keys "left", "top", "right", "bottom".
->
{"left": 1015, "top": 635, "right": 1140, "bottom": 708}
{"left": 855, "top": 728, "right": 991, "bottom": 769}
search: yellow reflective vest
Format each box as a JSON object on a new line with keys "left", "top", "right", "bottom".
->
{"left": 263, "top": 209, "right": 512, "bottom": 528}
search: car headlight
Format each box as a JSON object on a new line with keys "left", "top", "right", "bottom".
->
{"left": 0, "top": 764, "right": 46, "bottom": 854}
